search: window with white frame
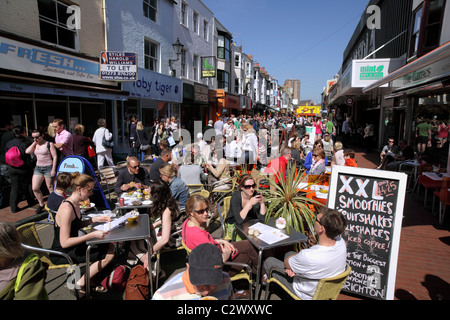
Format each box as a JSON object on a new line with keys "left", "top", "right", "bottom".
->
{"left": 217, "top": 70, "right": 229, "bottom": 92}
{"left": 180, "top": 49, "right": 186, "bottom": 78}
{"left": 193, "top": 54, "right": 199, "bottom": 81}
{"left": 193, "top": 11, "right": 199, "bottom": 34}
{"left": 144, "top": 39, "right": 158, "bottom": 72}
{"left": 203, "top": 20, "right": 208, "bottom": 41}
{"left": 217, "top": 34, "right": 230, "bottom": 62}
{"left": 245, "top": 62, "right": 252, "bottom": 78}
{"left": 37, "top": 0, "right": 77, "bottom": 50}
{"left": 234, "top": 78, "right": 241, "bottom": 95}
{"left": 143, "top": 0, "right": 157, "bottom": 22}
{"left": 181, "top": 2, "right": 187, "bottom": 26}
{"left": 234, "top": 53, "right": 241, "bottom": 68}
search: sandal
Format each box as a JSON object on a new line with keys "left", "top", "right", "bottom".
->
{"left": 94, "top": 285, "right": 108, "bottom": 293}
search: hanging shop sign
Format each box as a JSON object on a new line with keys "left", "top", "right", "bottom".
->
{"left": 0, "top": 35, "right": 115, "bottom": 86}
{"left": 201, "top": 56, "right": 216, "bottom": 78}
{"left": 99, "top": 51, "right": 137, "bottom": 81}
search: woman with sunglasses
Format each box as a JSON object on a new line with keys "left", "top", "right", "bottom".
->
{"left": 50, "top": 172, "right": 115, "bottom": 297}
{"left": 25, "top": 129, "right": 58, "bottom": 214}
{"left": 182, "top": 194, "right": 258, "bottom": 278}
{"left": 224, "top": 175, "right": 266, "bottom": 240}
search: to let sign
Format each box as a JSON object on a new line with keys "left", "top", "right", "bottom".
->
{"left": 327, "top": 166, "right": 407, "bottom": 300}
{"left": 100, "top": 51, "right": 137, "bottom": 81}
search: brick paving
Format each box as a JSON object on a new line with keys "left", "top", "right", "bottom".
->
{"left": 1, "top": 149, "right": 449, "bottom": 300}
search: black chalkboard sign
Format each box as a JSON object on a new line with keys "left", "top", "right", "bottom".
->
{"left": 327, "top": 166, "right": 407, "bottom": 300}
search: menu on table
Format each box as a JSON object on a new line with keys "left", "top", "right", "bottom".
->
{"left": 249, "top": 222, "right": 289, "bottom": 244}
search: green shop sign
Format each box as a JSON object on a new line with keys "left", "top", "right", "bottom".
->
{"left": 360, "top": 65, "right": 384, "bottom": 80}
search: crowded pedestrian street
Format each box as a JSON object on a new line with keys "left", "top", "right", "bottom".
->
{"left": 1, "top": 0, "right": 449, "bottom": 307}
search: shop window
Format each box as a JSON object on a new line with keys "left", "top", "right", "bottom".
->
{"left": 409, "top": 0, "right": 446, "bottom": 59}
{"left": 144, "top": 39, "right": 159, "bottom": 72}
{"left": 37, "top": 0, "right": 77, "bottom": 50}
{"left": 143, "top": 0, "right": 157, "bottom": 22}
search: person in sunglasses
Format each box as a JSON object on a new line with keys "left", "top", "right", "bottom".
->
{"left": 182, "top": 194, "right": 258, "bottom": 280}
{"left": 225, "top": 175, "right": 266, "bottom": 240}
{"left": 115, "top": 156, "right": 151, "bottom": 194}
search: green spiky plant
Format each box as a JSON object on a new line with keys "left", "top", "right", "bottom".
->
{"left": 262, "top": 163, "right": 325, "bottom": 245}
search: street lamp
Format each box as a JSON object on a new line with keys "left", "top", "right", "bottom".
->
{"left": 169, "top": 38, "right": 184, "bottom": 75}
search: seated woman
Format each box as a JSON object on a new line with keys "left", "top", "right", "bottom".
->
{"left": 46, "top": 172, "right": 73, "bottom": 213}
{"left": 182, "top": 194, "right": 258, "bottom": 277}
{"left": 139, "top": 179, "right": 181, "bottom": 269}
{"left": 309, "top": 147, "right": 327, "bottom": 175}
{"left": 304, "top": 140, "right": 328, "bottom": 173}
{"left": 50, "top": 172, "right": 115, "bottom": 297}
{"left": 0, "top": 222, "right": 48, "bottom": 300}
{"left": 205, "top": 147, "right": 232, "bottom": 190}
{"left": 225, "top": 175, "right": 266, "bottom": 240}
{"left": 159, "top": 163, "right": 190, "bottom": 209}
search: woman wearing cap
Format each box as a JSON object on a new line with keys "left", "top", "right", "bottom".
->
{"left": 182, "top": 194, "right": 258, "bottom": 278}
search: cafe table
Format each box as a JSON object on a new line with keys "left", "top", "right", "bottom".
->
{"left": 234, "top": 217, "right": 308, "bottom": 298}
{"left": 113, "top": 192, "right": 153, "bottom": 215}
{"left": 85, "top": 214, "right": 153, "bottom": 299}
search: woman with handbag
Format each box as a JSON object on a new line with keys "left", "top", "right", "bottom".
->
{"left": 92, "top": 118, "right": 114, "bottom": 169}
{"left": 135, "top": 121, "right": 150, "bottom": 162}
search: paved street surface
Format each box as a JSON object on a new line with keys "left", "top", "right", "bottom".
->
{"left": 1, "top": 149, "right": 449, "bottom": 301}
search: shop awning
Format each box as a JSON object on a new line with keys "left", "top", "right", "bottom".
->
{"left": 362, "top": 41, "right": 450, "bottom": 93}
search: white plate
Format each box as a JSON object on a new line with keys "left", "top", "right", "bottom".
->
{"left": 142, "top": 200, "right": 152, "bottom": 205}
{"left": 80, "top": 202, "right": 95, "bottom": 209}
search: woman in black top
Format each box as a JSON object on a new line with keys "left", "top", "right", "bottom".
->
{"left": 225, "top": 175, "right": 266, "bottom": 239}
{"left": 51, "top": 172, "right": 114, "bottom": 296}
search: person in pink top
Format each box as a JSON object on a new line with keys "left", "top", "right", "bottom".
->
{"left": 182, "top": 194, "right": 258, "bottom": 278}
{"left": 52, "top": 119, "right": 73, "bottom": 160}
{"left": 25, "top": 130, "right": 58, "bottom": 214}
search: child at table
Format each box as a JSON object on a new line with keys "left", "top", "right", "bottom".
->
{"left": 344, "top": 149, "right": 358, "bottom": 167}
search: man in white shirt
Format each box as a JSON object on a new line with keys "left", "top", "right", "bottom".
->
{"left": 263, "top": 207, "right": 347, "bottom": 300}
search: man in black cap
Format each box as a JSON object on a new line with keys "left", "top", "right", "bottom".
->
{"left": 152, "top": 243, "right": 233, "bottom": 300}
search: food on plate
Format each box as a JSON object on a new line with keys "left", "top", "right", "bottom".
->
{"left": 201, "top": 296, "right": 218, "bottom": 300}
{"left": 132, "top": 200, "right": 142, "bottom": 206}
{"left": 80, "top": 199, "right": 91, "bottom": 208}
{"left": 127, "top": 210, "right": 139, "bottom": 222}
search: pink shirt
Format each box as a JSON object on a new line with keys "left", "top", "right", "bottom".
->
{"left": 55, "top": 129, "right": 73, "bottom": 156}
{"left": 34, "top": 142, "right": 53, "bottom": 167}
{"left": 181, "top": 219, "right": 219, "bottom": 251}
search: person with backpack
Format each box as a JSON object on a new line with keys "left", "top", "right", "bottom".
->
{"left": 25, "top": 129, "right": 58, "bottom": 214}
{"left": 5, "top": 126, "right": 35, "bottom": 213}
{"left": 0, "top": 222, "right": 48, "bottom": 300}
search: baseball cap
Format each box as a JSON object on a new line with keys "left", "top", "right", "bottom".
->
{"left": 188, "top": 243, "right": 223, "bottom": 286}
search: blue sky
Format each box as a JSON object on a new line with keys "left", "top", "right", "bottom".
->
{"left": 201, "top": 0, "right": 370, "bottom": 104}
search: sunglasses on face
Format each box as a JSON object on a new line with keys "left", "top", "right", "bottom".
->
{"left": 193, "top": 207, "right": 209, "bottom": 214}
{"left": 129, "top": 165, "right": 140, "bottom": 169}
{"left": 243, "top": 184, "right": 256, "bottom": 189}
{"left": 315, "top": 217, "right": 322, "bottom": 225}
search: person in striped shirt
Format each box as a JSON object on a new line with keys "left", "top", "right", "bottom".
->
{"left": 152, "top": 243, "right": 233, "bottom": 300}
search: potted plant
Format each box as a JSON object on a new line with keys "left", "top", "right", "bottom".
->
{"left": 262, "top": 163, "right": 324, "bottom": 245}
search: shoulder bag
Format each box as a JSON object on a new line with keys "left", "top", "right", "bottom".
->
{"left": 102, "top": 128, "right": 114, "bottom": 148}
{"left": 137, "top": 131, "right": 150, "bottom": 151}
